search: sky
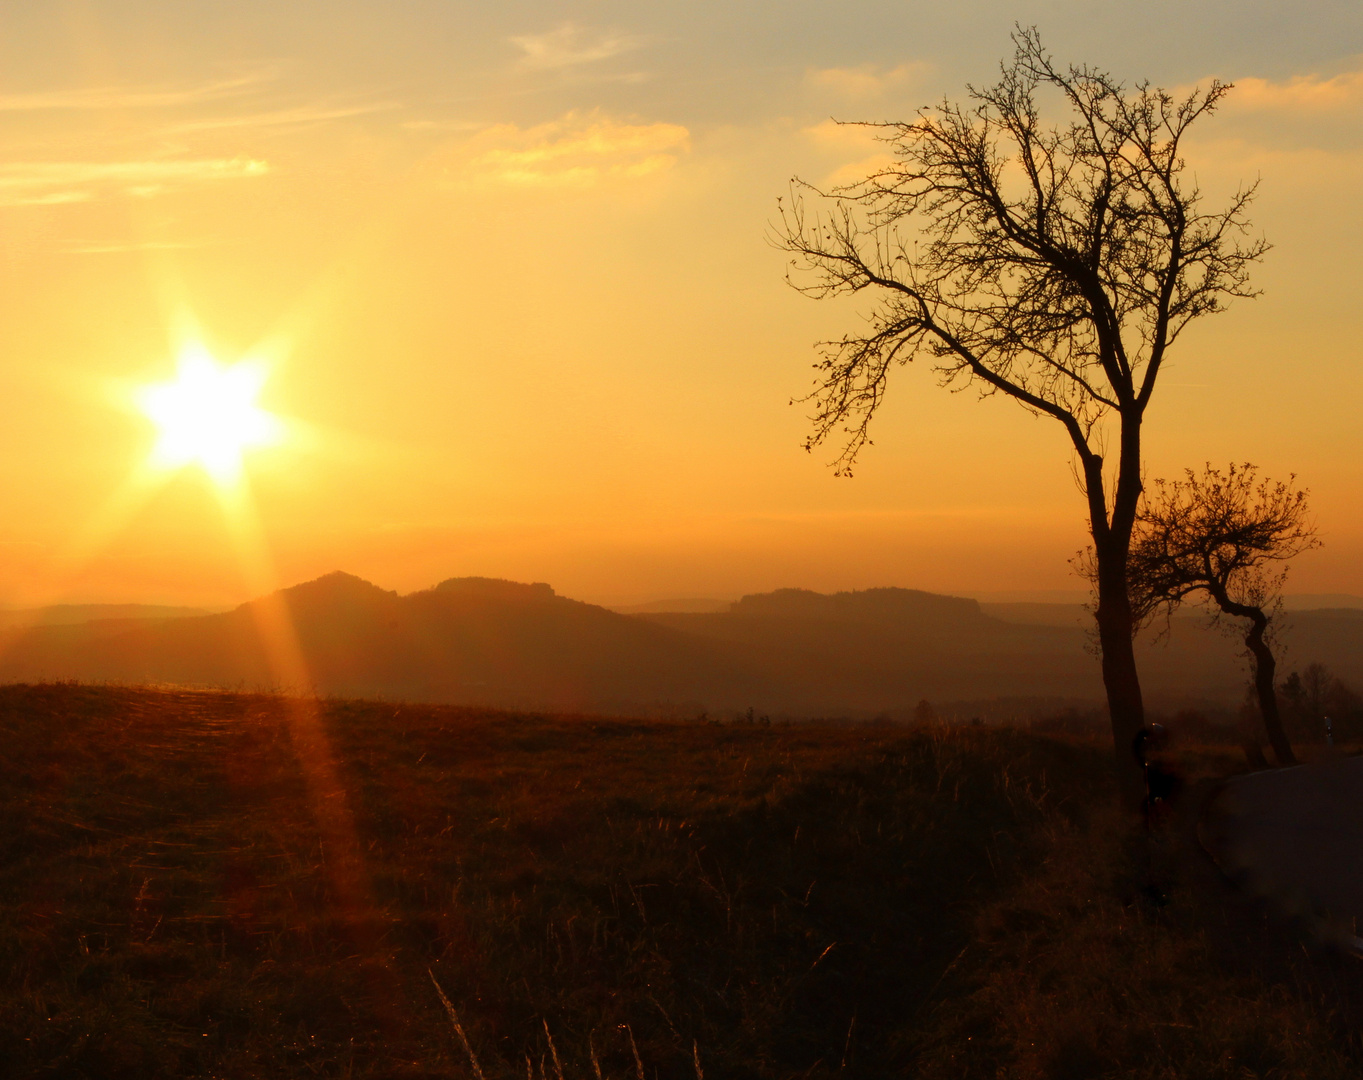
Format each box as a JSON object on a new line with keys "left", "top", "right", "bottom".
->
{"left": 0, "top": 0, "right": 1360, "bottom": 609}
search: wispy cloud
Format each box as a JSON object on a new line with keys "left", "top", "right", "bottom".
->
{"left": 509, "top": 23, "right": 645, "bottom": 72}
{"left": 64, "top": 240, "right": 206, "bottom": 255}
{"left": 1177, "top": 65, "right": 1363, "bottom": 160}
{"left": 805, "top": 63, "right": 929, "bottom": 101}
{"left": 401, "top": 119, "right": 486, "bottom": 133}
{"left": 0, "top": 72, "right": 272, "bottom": 112}
{"left": 448, "top": 111, "right": 688, "bottom": 188}
{"left": 802, "top": 120, "right": 897, "bottom": 185}
{"left": 1226, "top": 68, "right": 1363, "bottom": 111}
{"left": 1178, "top": 136, "right": 1363, "bottom": 183}
{"left": 802, "top": 119, "right": 884, "bottom": 148}
{"left": 12, "top": 190, "right": 94, "bottom": 206}
{"left": 160, "top": 101, "right": 395, "bottom": 135}
{"left": 0, "top": 71, "right": 389, "bottom": 139}
{"left": 0, "top": 157, "right": 269, "bottom": 206}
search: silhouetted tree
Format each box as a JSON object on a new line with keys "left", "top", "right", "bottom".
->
{"left": 1124, "top": 464, "right": 1319, "bottom": 765}
{"left": 1282, "top": 663, "right": 1332, "bottom": 736}
{"left": 777, "top": 28, "right": 1267, "bottom": 803}
{"left": 1281, "top": 662, "right": 1360, "bottom": 742}
{"left": 1299, "top": 661, "right": 1334, "bottom": 723}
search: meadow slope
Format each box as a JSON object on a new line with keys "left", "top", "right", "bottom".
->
{"left": 3, "top": 683, "right": 1363, "bottom": 1078}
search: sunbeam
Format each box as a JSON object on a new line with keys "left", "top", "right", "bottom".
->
{"left": 137, "top": 342, "right": 284, "bottom": 485}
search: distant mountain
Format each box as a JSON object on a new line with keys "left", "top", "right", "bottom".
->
{"left": 966, "top": 589, "right": 1091, "bottom": 605}
{"left": 0, "top": 603, "right": 212, "bottom": 630}
{"left": 0, "top": 573, "right": 1358, "bottom": 718}
{"left": 978, "top": 602, "right": 1089, "bottom": 628}
{"left": 610, "top": 598, "right": 732, "bottom": 615}
{"left": 638, "top": 587, "right": 1102, "bottom": 713}
{"left": 0, "top": 573, "right": 749, "bottom": 715}
{"left": 1284, "top": 594, "right": 1363, "bottom": 611}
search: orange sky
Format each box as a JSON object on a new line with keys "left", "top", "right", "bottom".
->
{"left": 1, "top": 2, "right": 1360, "bottom": 608}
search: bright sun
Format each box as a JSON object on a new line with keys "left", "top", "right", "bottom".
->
{"left": 137, "top": 344, "right": 283, "bottom": 484}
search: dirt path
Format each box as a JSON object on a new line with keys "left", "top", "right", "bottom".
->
{"left": 1200, "top": 754, "right": 1363, "bottom": 948}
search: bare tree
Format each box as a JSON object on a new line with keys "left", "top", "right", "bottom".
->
{"left": 1125, "top": 464, "right": 1319, "bottom": 765}
{"left": 1281, "top": 662, "right": 1345, "bottom": 739}
{"left": 1281, "top": 664, "right": 1362, "bottom": 743}
{"left": 776, "top": 28, "right": 1267, "bottom": 803}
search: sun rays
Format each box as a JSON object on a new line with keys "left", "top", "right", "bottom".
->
{"left": 27, "top": 333, "right": 295, "bottom": 602}
{"left": 137, "top": 342, "right": 284, "bottom": 485}
{"left": 125, "top": 337, "right": 380, "bottom": 943}
{"left": 128, "top": 338, "right": 297, "bottom": 637}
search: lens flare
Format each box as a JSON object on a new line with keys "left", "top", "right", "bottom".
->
{"left": 137, "top": 343, "right": 283, "bottom": 484}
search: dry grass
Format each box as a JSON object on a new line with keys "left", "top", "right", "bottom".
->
{"left": 914, "top": 805, "right": 1361, "bottom": 1079}
{"left": 0, "top": 683, "right": 1360, "bottom": 1078}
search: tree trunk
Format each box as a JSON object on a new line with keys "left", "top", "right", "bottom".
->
{"left": 1204, "top": 584, "right": 1296, "bottom": 766}
{"left": 1225, "top": 602, "right": 1296, "bottom": 766}
{"left": 1085, "top": 417, "right": 1149, "bottom": 810}
{"left": 1094, "top": 537, "right": 1148, "bottom": 808}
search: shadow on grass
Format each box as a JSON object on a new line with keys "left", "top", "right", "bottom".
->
{"left": 336, "top": 709, "right": 1106, "bottom": 1078}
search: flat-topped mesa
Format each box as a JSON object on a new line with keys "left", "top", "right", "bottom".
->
{"left": 428, "top": 577, "right": 556, "bottom": 603}
{"left": 268, "top": 571, "right": 398, "bottom": 610}
{"left": 730, "top": 586, "right": 982, "bottom": 622}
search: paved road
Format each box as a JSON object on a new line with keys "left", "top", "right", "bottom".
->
{"left": 1200, "top": 754, "right": 1363, "bottom": 948}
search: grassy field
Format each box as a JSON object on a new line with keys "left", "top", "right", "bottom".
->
{"left": 2, "top": 683, "right": 1361, "bottom": 1079}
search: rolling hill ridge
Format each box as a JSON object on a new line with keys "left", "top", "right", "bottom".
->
{"left": 0, "top": 571, "right": 1358, "bottom": 717}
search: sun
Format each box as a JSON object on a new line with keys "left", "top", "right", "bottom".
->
{"left": 137, "top": 343, "right": 284, "bottom": 484}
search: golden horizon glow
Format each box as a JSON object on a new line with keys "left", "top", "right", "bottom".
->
{"left": 0, "top": 7, "right": 1359, "bottom": 609}
{"left": 137, "top": 344, "right": 284, "bottom": 485}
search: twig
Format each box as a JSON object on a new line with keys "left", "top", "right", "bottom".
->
{"left": 428, "top": 968, "right": 486, "bottom": 1080}
{"left": 589, "top": 1032, "right": 605, "bottom": 1080}
{"left": 839, "top": 1012, "right": 857, "bottom": 1074}
{"left": 622, "top": 1024, "right": 645, "bottom": 1080}
{"left": 542, "top": 1019, "right": 565, "bottom": 1080}
{"left": 808, "top": 941, "right": 837, "bottom": 973}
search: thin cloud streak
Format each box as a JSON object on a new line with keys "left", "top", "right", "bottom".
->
{"left": 0, "top": 157, "right": 269, "bottom": 205}
{"left": 805, "top": 63, "right": 930, "bottom": 101}
{"left": 64, "top": 240, "right": 208, "bottom": 255}
{"left": 510, "top": 23, "right": 645, "bottom": 71}
{"left": 0, "top": 72, "right": 274, "bottom": 112}
{"left": 160, "top": 101, "right": 396, "bottom": 135}
{"left": 447, "top": 111, "right": 688, "bottom": 188}
{"left": 8, "top": 191, "right": 93, "bottom": 206}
